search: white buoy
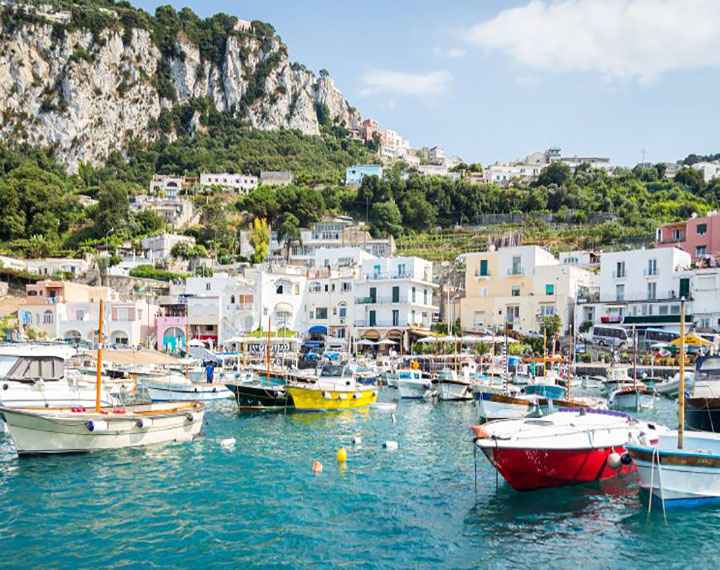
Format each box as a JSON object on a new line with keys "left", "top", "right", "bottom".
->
{"left": 391, "top": 413, "right": 397, "bottom": 423}
{"left": 220, "top": 438, "right": 236, "bottom": 449}
{"left": 607, "top": 452, "right": 622, "bottom": 470}
{"left": 352, "top": 436, "right": 362, "bottom": 445}
{"left": 383, "top": 441, "right": 398, "bottom": 450}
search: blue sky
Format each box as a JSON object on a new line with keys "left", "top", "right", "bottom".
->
{"left": 135, "top": 0, "right": 720, "bottom": 166}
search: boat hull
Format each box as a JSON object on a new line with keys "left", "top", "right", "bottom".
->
{"left": 286, "top": 386, "right": 377, "bottom": 411}
{"left": 0, "top": 381, "right": 121, "bottom": 409}
{"left": 483, "top": 445, "right": 634, "bottom": 491}
{"left": 436, "top": 381, "right": 473, "bottom": 401}
{"left": 142, "top": 379, "right": 233, "bottom": 402}
{"left": 396, "top": 380, "right": 432, "bottom": 399}
{"left": 685, "top": 398, "right": 720, "bottom": 432}
{"left": 609, "top": 390, "right": 655, "bottom": 411}
{"left": 475, "top": 392, "right": 535, "bottom": 420}
{"left": 227, "top": 382, "right": 291, "bottom": 410}
{"left": 0, "top": 403, "right": 204, "bottom": 455}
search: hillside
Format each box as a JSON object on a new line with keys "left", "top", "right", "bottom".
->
{"left": 0, "top": 1, "right": 361, "bottom": 171}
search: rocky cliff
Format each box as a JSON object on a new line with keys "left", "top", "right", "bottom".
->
{"left": 0, "top": 4, "right": 361, "bottom": 171}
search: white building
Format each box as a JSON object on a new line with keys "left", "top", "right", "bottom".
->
{"left": 149, "top": 175, "right": 186, "bottom": 197}
{"left": 558, "top": 251, "right": 601, "bottom": 271}
{"left": 0, "top": 256, "right": 90, "bottom": 277}
{"left": 304, "top": 265, "right": 359, "bottom": 342}
{"left": 131, "top": 195, "right": 195, "bottom": 228}
{"left": 141, "top": 233, "right": 195, "bottom": 263}
{"left": 693, "top": 162, "right": 720, "bottom": 183}
{"left": 485, "top": 163, "right": 543, "bottom": 187}
{"left": 260, "top": 171, "right": 294, "bottom": 186}
{"left": 679, "top": 267, "right": 720, "bottom": 333}
{"left": 575, "top": 247, "right": 692, "bottom": 333}
{"left": 354, "top": 256, "right": 438, "bottom": 349}
{"left": 200, "top": 172, "right": 258, "bottom": 194}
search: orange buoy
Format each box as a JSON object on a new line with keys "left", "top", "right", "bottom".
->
{"left": 311, "top": 460, "right": 323, "bottom": 473}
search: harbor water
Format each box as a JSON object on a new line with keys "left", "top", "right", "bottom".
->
{"left": 0, "top": 396, "right": 718, "bottom": 569}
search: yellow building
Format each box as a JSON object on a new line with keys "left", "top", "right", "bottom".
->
{"left": 460, "top": 246, "right": 595, "bottom": 335}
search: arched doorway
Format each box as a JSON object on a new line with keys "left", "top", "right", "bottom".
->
{"left": 162, "top": 327, "right": 185, "bottom": 351}
{"left": 110, "top": 330, "right": 129, "bottom": 346}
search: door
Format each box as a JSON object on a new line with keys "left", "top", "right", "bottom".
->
{"left": 369, "top": 287, "right": 377, "bottom": 303}
{"left": 392, "top": 310, "right": 399, "bottom": 326}
{"left": 369, "top": 310, "right": 376, "bottom": 327}
{"left": 392, "top": 286, "right": 400, "bottom": 303}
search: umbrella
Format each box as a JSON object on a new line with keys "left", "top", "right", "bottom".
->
{"left": 417, "top": 336, "right": 439, "bottom": 343}
{"left": 188, "top": 339, "right": 204, "bottom": 347}
{"left": 669, "top": 333, "right": 712, "bottom": 347}
{"left": 460, "top": 335, "right": 483, "bottom": 344}
{"left": 356, "top": 339, "right": 376, "bottom": 346}
{"left": 376, "top": 339, "right": 398, "bottom": 346}
{"left": 224, "top": 336, "right": 247, "bottom": 344}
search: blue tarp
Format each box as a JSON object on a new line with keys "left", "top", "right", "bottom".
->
{"left": 309, "top": 325, "right": 327, "bottom": 334}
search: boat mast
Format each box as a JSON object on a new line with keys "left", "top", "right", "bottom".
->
{"left": 266, "top": 314, "right": 271, "bottom": 387}
{"left": 678, "top": 298, "right": 686, "bottom": 449}
{"left": 95, "top": 298, "right": 104, "bottom": 413}
{"left": 632, "top": 324, "right": 637, "bottom": 391}
{"left": 543, "top": 330, "right": 547, "bottom": 380}
{"left": 185, "top": 315, "right": 190, "bottom": 381}
{"left": 567, "top": 324, "right": 573, "bottom": 402}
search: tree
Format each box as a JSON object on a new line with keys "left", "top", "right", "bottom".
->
{"left": 319, "top": 68, "right": 330, "bottom": 78}
{"left": 27, "top": 234, "right": 52, "bottom": 258}
{"left": 370, "top": 200, "right": 403, "bottom": 238}
{"left": 135, "top": 210, "right": 166, "bottom": 235}
{"left": 276, "top": 212, "right": 302, "bottom": 261}
{"left": 248, "top": 217, "right": 270, "bottom": 264}
{"left": 541, "top": 314, "right": 562, "bottom": 338}
{"left": 94, "top": 181, "right": 131, "bottom": 237}
{"left": 675, "top": 166, "right": 706, "bottom": 194}
{"left": 535, "top": 162, "right": 572, "bottom": 187}
{"left": 400, "top": 192, "right": 436, "bottom": 230}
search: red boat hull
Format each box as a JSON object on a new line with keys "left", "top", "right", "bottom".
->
{"left": 484, "top": 446, "right": 635, "bottom": 491}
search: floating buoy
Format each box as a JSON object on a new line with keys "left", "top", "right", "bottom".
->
{"left": 607, "top": 452, "right": 622, "bottom": 470}
{"left": 220, "top": 438, "right": 236, "bottom": 449}
{"left": 136, "top": 417, "right": 152, "bottom": 429}
{"left": 337, "top": 447, "right": 347, "bottom": 462}
{"left": 391, "top": 413, "right": 397, "bottom": 423}
{"left": 352, "top": 436, "right": 362, "bottom": 445}
{"left": 383, "top": 441, "right": 398, "bottom": 450}
{"left": 312, "top": 460, "right": 323, "bottom": 473}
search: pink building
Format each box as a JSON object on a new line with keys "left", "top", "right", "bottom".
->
{"left": 155, "top": 298, "right": 188, "bottom": 351}
{"left": 655, "top": 212, "right": 720, "bottom": 260}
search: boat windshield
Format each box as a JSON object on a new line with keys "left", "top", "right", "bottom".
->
{"left": 320, "top": 364, "right": 346, "bottom": 378}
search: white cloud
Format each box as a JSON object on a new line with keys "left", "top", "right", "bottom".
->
{"left": 433, "top": 47, "right": 467, "bottom": 58}
{"left": 466, "top": 0, "right": 720, "bottom": 81}
{"left": 359, "top": 69, "right": 452, "bottom": 97}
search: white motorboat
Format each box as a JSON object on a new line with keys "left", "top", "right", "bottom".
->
{"left": 609, "top": 384, "right": 655, "bottom": 411}
{"left": 473, "top": 408, "right": 666, "bottom": 491}
{"left": 434, "top": 369, "right": 473, "bottom": 401}
{"left": 474, "top": 388, "right": 541, "bottom": 421}
{"left": 627, "top": 431, "right": 720, "bottom": 507}
{"left": 0, "top": 344, "right": 125, "bottom": 409}
{"left": 389, "top": 368, "right": 434, "bottom": 399}
{"left": 139, "top": 372, "right": 233, "bottom": 402}
{"left": 655, "top": 371, "right": 696, "bottom": 398}
{"left": 0, "top": 402, "right": 204, "bottom": 455}
{"left": 603, "top": 366, "right": 636, "bottom": 395}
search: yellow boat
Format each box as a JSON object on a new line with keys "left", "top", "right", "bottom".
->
{"left": 287, "top": 363, "right": 377, "bottom": 411}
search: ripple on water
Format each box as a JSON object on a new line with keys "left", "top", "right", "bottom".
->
{"left": 0, "top": 398, "right": 718, "bottom": 569}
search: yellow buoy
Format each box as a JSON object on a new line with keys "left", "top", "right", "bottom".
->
{"left": 337, "top": 447, "right": 347, "bottom": 462}
{"left": 312, "top": 460, "right": 323, "bottom": 473}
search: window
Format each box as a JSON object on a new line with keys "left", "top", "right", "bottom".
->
{"left": 337, "top": 328, "right": 346, "bottom": 339}
{"left": 294, "top": 284, "right": 300, "bottom": 295}
{"left": 369, "top": 310, "right": 376, "bottom": 326}
{"left": 392, "top": 286, "right": 400, "bottom": 303}
{"left": 392, "top": 310, "right": 399, "bottom": 326}
{"left": 679, "top": 277, "right": 690, "bottom": 298}
{"left": 339, "top": 305, "right": 347, "bottom": 318}
{"left": 369, "top": 287, "right": 377, "bottom": 302}
{"left": 671, "top": 305, "right": 680, "bottom": 315}
{"left": 424, "top": 289, "right": 428, "bottom": 304}
{"left": 511, "top": 286, "right": 520, "bottom": 297}
{"left": 540, "top": 305, "right": 554, "bottom": 316}
{"left": 276, "top": 285, "right": 284, "bottom": 294}
{"left": 697, "top": 245, "right": 707, "bottom": 256}
{"left": 511, "top": 256, "right": 522, "bottom": 275}
{"left": 474, "top": 311, "right": 485, "bottom": 329}
{"left": 316, "top": 308, "right": 328, "bottom": 319}
{"left": 545, "top": 283, "right": 554, "bottom": 295}
{"left": 230, "top": 295, "right": 236, "bottom": 304}
{"left": 310, "top": 282, "right": 322, "bottom": 293}
{"left": 397, "top": 263, "right": 406, "bottom": 276}
{"left": 479, "top": 259, "right": 488, "bottom": 276}
{"left": 616, "top": 261, "right": 626, "bottom": 278}
{"left": 647, "top": 259, "right": 658, "bottom": 276}
{"left": 43, "top": 310, "right": 53, "bottom": 324}
{"left": 206, "top": 283, "right": 211, "bottom": 291}
{"left": 700, "top": 318, "right": 710, "bottom": 329}
{"left": 412, "top": 287, "right": 416, "bottom": 303}
{"left": 672, "top": 228, "right": 683, "bottom": 241}
{"left": 647, "top": 282, "right": 657, "bottom": 300}
{"left": 506, "top": 306, "right": 520, "bottom": 322}
{"left": 697, "top": 223, "right": 707, "bottom": 235}
{"left": 659, "top": 305, "right": 669, "bottom": 315}
{"left": 324, "top": 284, "right": 329, "bottom": 292}
{"left": 75, "top": 309, "right": 85, "bottom": 320}
{"left": 615, "top": 284, "right": 625, "bottom": 301}
{"left": 341, "top": 282, "right": 351, "bottom": 292}
{"left": 478, "top": 287, "right": 488, "bottom": 297}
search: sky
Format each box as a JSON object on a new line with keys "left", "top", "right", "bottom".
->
{"left": 135, "top": 0, "right": 720, "bottom": 167}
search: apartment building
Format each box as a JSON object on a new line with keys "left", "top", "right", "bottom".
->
{"left": 200, "top": 172, "right": 258, "bottom": 194}
{"left": 460, "top": 246, "right": 594, "bottom": 335}
{"left": 354, "top": 256, "right": 438, "bottom": 349}
{"left": 654, "top": 211, "right": 720, "bottom": 259}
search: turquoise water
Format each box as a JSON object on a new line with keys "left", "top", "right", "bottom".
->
{"left": 1, "top": 396, "right": 718, "bottom": 569}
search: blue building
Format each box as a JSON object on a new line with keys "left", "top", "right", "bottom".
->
{"left": 345, "top": 165, "right": 384, "bottom": 185}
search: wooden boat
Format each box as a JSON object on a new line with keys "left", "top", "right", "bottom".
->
{"left": 139, "top": 372, "right": 233, "bottom": 402}
{"left": 387, "top": 368, "right": 433, "bottom": 399}
{"left": 0, "top": 402, "right": 204, "bottom": 455}
{"left": 473, "top": 408, "right": 664, "bottom": 491}
{"left": 475, "top": 390, "right": 540, "bottom": 420}
{"left": 0, "top": 300, "right": 205, "bottom": 455}
{"left": 286, "top": 363, "right": 377, "bottom": 411}
{"left": 609, "top": 384, "right": 655, "bottom": 411}
{"left": 226, "top": 381, "right": 292, "bottom": 410}
{"left": 685, "top": 356, "right": 720, "bottom": 432}
{"left": 433, "top": 369, "right": 473, "bottom": 401}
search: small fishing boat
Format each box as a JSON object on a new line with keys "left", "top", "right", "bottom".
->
{"left": 603, "top": 366, "right": 636, "bottom": 395}
{"left": 286, "top": 363, "right": 377, "bottom": 412}
{"left": 475, "top": 390, "right": 541, "bottom": 420}
{"left": 0, "top": 300, "right": 205, "bottom": 455}
{"left": 139, "top": 372, "right": 233, "bottom": 402}
{"left": 473, "top": 408, "right": 665, "bottom": 491}
{"left": 388, "top": 368, "right": 434, "bottom": 399}
{"left": 434, "top": 369, "right": 473, "bottom": 401}
{"left": 226, "top": 381, "right": 292, "bottom": 410}
{"left": 609, "top": 384, "right": 655, "bottom": 411}
{"left": 0, "top": 402, "right": 204, "bottom": 455}
{"left": 686, "top": 356, "right": 720, "bottom": 432}
{"left": 655, "top": 371, "right": 696, "bottom": 398}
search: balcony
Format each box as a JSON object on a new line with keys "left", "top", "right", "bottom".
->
{"left": 474, "top": 270, "right": 491, "bottom": 279}
{"left": 364, "top": 272, "right": 417, "bottom": 281}
{"left": 612, "top": 270, "right": 627, "bottom": 278}
{"left": 507, "top": 267, "right": 525, "bottom": 276}
{"left": 643, "top": 268, "right": 659, "bottom": 277}
{"left": 576, "top": 292, "right": 600, "bottom": 304}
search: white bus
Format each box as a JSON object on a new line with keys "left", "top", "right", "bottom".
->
{"left": 589, "top": 325, "right": 630, "bottom": 348}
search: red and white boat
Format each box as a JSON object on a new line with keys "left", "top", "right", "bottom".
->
{"left": 472, "top": 408, "right": 666, "bottom": 491}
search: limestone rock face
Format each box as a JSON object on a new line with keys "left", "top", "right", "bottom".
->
{"left": 0, "top": 17, "right": 362, "bottom": 171}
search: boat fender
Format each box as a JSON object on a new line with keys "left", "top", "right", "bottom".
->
{"left": 212, "top": 387, "right": 217, "bottom": 393}
{"left": 423, "top": 383, "right": 431, "bottom": 390}
{"left": 194, "top": 387, "right": 198, "bottom": 393}
{"left": 372, "top": 390, "right": 378, "bottom": 397}
{"left": 383, "top": 441, "right": 399, "bottom": 450}
{"left": 391, "top": 413, "right": 397, "bottom": 424}
{"left": 136, "top": 417, "right": 152, "bottom": 429}
{"left": 185, "top": 411, "right": 201, "bottom": 423}
{"left": 338, "top": 394, "right": 348, "bottom": 400}
{"left": 352, "top": 393, "right": 362, "bottom": 399}
{"left": 352, "top": 436, "right": 362, "bottom": 445}
{"left": 470, "top": 425, "right": 489, "bottom": 439}
{"left": 2, "top": 383, "right": 7, "bottom": 391}
{"left": 85, "top": 420, "right": 109, "bottom": 433}
{"left": 620, "top": 453, "right": 632, "bottom": 466}
{"left": 607, "top": 452, "right": 622, "bottom": 470}
{"left": 322, "top": 391, "right": 333, "bottom": 400}
{"left": 312, "top": 460, "right": 323, "bottom": 473}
